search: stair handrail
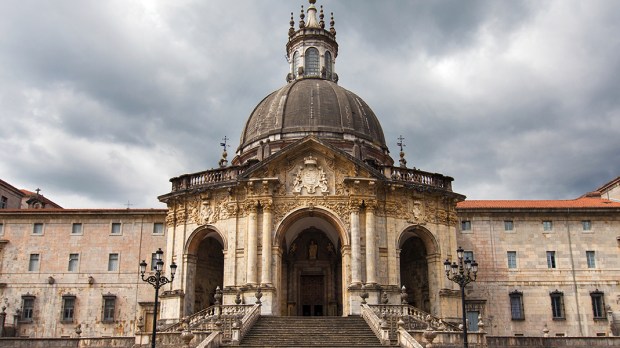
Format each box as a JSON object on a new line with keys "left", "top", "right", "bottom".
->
{"left": 159, "top": 304, "right": 255, "bottom": 333}
{"left": 234, "top": 303, "right": 261, "bottom": 344}
{"left": 368, "top": 304, "right": 460, "bottom": 332}
{"left": 361, "top": 303, "right": 391, "bottom": 346}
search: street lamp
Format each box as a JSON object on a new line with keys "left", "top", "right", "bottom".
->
{"left": 140, "top": 248, "right": 177, "bottom": 348}
{"left": 444, "top": 246, "right": 478, "bottom": 348}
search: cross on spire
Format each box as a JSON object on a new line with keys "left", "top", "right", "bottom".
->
{"left": 35, "top": 188, "right": 41, "bottom": 195}
{"left": 220, "top": 136, "right": 230, "bottom": 151}
{"left": 397, "top": 135, "right": 406, "bottom": 152}
{"left": 125, "top": 201, "right": 134, "bottom": 209}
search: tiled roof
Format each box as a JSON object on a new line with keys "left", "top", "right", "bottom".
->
{"left": 457, "top": 197, "right": 620, "bottom": 209}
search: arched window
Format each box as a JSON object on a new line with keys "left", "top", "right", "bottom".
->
{"left": 325, "top": 51, "right": 332, "bottom": 79}
{"left": 305, "top": 47, "right": 320, "bottom": 77}
{"left": 292, "top": 51, "right": 300, "bottom": 78}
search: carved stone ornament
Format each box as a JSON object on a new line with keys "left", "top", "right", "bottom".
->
{"left": 293, "top": 156, "right": 329, "bottom": 195}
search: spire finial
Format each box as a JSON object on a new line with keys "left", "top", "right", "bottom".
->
{"left": 219, "top": 136, "right": 230, "bottom": 168}
{"left": 289, "top": 12, "right": 295, "bottom": 37}
{"left": 306, "top": 0, "right": 320, "bottom": 28}
{"left": 397, "top": 136, "right": 407, "bottom": 168}
{"left": 319, "top": 5, "right": 325, "bottom": 29}
{"left": 330, "top": 12, "right": 336, "bottom": 36}
{"left": 299, "top": 5, "right": 305, "bottom": 29}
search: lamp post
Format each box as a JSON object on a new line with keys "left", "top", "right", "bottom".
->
{"left": 140, "top": 248, "right": 177, "bottom": 348}
{"left": 444, "top": 246, "right": 478, "bottom": 348}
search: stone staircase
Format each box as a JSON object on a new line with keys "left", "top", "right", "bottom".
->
{"left": 238, "top": 316, "right": 385, "bottom": 347}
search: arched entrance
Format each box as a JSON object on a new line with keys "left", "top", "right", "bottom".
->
{"left": 399, "top": 227, "right": 438, "bottom": 313}
{"left": 277, "top": 209, "right": 345, "bottom": 316}
{"left": 185, "top": 227, "right": 225, "bottom": 314}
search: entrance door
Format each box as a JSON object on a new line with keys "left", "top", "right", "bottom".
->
{"left": 300, "top": 275, "right": 324, "bottom": 316}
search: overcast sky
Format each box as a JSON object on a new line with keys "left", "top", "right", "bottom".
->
{"left": 1, "top": 0, "right": 619, "bottom": 208}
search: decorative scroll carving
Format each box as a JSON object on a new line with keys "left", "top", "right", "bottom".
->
{"left": 292, "top": 156, "right": 329, "bottom": 195}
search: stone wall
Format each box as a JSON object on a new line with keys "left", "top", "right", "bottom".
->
{"left": 487, "top": 336, "right": 620, "bottom": 347}
{"left": 0, "top": 337, "right": 133, "bottom": 348}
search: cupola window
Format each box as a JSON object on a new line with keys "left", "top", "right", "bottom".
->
{"left": 293, "top": 51, "right": 300, "bottom": 78}
{"left": 325, "top": 51, "right": 332, "bottom": 79}
{"left": 305, "top": 47, "right": 320, "bottom": 77}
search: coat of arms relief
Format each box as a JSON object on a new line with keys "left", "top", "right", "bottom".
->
{"left": 292, "top": 156, "right": 329, "bottom": 195}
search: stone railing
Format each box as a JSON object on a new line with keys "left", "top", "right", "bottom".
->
{"left": 388, "top": 167, "right": 453, "bottom": 191}
{"left": 360, "top": 304, "right": 391, "bottom": 346}
{"left": 170, "top": 166, "right": 247, "bottom": 192}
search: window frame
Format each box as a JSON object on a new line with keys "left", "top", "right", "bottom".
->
{"left": 0, "top": 222, "right": 4, "bottom": 235}
{"left": 152, "top": 223, "right": 164, "bottom": 235}
{"left": 68, "top": 253, "right": 79, "bottom": 272}
{"left": 550, "top": 290, "right": 565, "bottom": 320}
{"left": 324, "top": 50, "right": 332, "bottom": 79}
{"left": 102, "top": 294, "right": 116, "bottom": 323}
{"left": 507, "top": 251, "right": 517, "bottom": 269}
{"left": 590, "top": 290, "right": 606, "bottom": 320}
{"left": 21, "top": 294, "right": 36, "bottom": 322}
{"left": 509, "top": 290, "right": 525, "bottom": 320}
{"left": 546, "top": 251, "right": 556, "bottom": 269}
{"left": 28, "top": 253, "right": 40, "bottom": 272}
{"left": 304, "top": 47, "right": 320, "bottom": 77}
{"left": 581, "top": 220, "right": 592, "bottom": 231}
{"left": 110, "top": 222, "right": 122, "bottom": 235}
{"left": 0, "top": 196, "right": 7, "bottom": 209}
{"left": 151, "top": 252, "right": 158, "bottom": 271}
{"left": 461, "top": 220, "right": 472, "bottom": 232}
{"left": 504, "top": 220, "right": 514, "bottom": 231}
{"left": 586, "top": 250, "right": 596, "bottom": 269}
{"left": 292, "top": 51, "right": 300, "bottom": 78}
{"left": 108, "top": 253, "right": 119, "bottom": 272}
{"left": 543, "top": 220, "right": 553, "bottom": 231}
{"left": 32, "top": 222, "right": 44, "bottom": 235}
{"left": 71, "top": 223, "right": 83, "bottom": 235}
{"left": 61, "top": 295, "right": 76, "bottom": 323}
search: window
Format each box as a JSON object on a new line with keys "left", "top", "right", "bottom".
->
{"left": 1, "top": 196, "right": 7, "bottom": 209}
{"left": 28, "top": 254, "right": 40, "bottom": 272}
{"left": 68, "top": 253, "right": 79, "bottom": 272}
{"left": 543, "top": 220, "right": 553, "bottom": 231}
{"left": 292, "top": 51, "right": 300, "bottom": 78}
{"left": 71, "top": 223, "right": 82, "bottom": 235}
{"left": 324, "top": 51, "right": 332, "bottom": 78}
{"left": 510, "top": 290, "right": 525, "bottom": 320}
{"left": 582, "top": 220, "right": 592, "bottom": 231}
{"left": 586, "top": 251, "right": 596, "bottom": 268}
{"left": 0, "top": 222, "right": 4, "bottom": 235}
{"left": 504, "top": 220, "right": 514, "bottom": 231}
{"left": 546, "top": 251, "right": 556, "bottom": 268}
{"left": 304, "top": 47, "right": 320, "bottom": 76}
{"left": 466, "top": 311, "right": 479, "bottom": 331}
{"left": 463, "top": 251, "right": 474, "bottom": 262}
{"left": 61, "top": 295, "right": 76, "bottom": 322}
{"left": 111, "top": 222, "right": 121, "bottom": 235}
{"left": 590, "top": 290, "right": 606, "bottom": 319}
{"left": 32, "top": 223, "right": 43, "bottom": 235}
{"left": 507, "top": 251, "right": 517, "bottom": 269}
{"left": 461, "top": 220, "right": 472, "bottom": 231}
{"left": 153, "top": 223, "right": 164, "bottom": 235}
{"left": 550, "top": 290, "right": 565, "bottom": 319}
{"left": 102, "top": 294, "right": 116, "bottom": 322}
{"left": 108, "top": 253, "right": 119, "bottom": 271}
{"left": 21, "top": 295, "right": 35, "bottom": 322}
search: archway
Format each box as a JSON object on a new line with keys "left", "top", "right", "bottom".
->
{"left": 185, "top": 227, "right": 225, "bottom": 314}
{"left": 276, "top": 209, "right": 346, "bottom": 316}
{"left": 399, "top": 227, "right": 439, "bottom": 313}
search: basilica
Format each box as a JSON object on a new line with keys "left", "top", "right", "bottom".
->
{"left": 0, "top": 0, "right": 619, "bottom": 345}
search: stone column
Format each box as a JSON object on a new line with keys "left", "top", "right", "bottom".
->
{"left": 261, "top": 202, "right": 273, "bottom": 286}
{"left": 350, "top": 203, "right": 362, "bottom": 285}
{"left": 365, "top": 204, "right": 377, "bottom": 285}
{"left": 246, "top": 203, "right": 258, "bottom": 285}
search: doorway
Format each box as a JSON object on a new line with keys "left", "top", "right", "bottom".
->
{"left": 300, "top": 275, "right": 325, "bottom": 316}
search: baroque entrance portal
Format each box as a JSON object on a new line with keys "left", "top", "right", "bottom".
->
{"left": 281, "top": 226, "right": 342, "bottom": 316}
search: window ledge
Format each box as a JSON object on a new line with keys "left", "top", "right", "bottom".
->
{"left": 552, "top": 317, "right": 566, "bottom": 321}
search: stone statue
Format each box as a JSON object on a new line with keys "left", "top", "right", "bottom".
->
{"left": 308, "top": 240, "right": 318, "bottom": 260}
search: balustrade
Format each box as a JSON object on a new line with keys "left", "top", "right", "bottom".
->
{"left": 389, "top": 167, "right": 453, "bottom": 190}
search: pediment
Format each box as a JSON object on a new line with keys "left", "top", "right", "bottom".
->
{"left": 239, "top": 137, "right": 385, "bottom": 196}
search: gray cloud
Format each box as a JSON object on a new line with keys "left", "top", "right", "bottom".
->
{"left": 1, "top": 0, "right": 618, "bottom": 207}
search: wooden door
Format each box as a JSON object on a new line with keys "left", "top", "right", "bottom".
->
{"left": 300, "top": 275, "right": 324, "bottom": 316}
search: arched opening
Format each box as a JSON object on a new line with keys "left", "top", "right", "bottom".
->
{"left": 276, "top": 209, "right": 346, "bottom": 316}
{"left": 304, "top": 47, "right": 320, "bottom": 77}
{"left": 292, "top": 51, "right": 300, "bottom": 78}
{"left": 185, "top": 228, "right": 225, "bottom": 314}
{"left": 400, "top": 236, "right": 430, "bottom": 312}
{"left": 324, "top": 51, "right": 332, "bottom": 79}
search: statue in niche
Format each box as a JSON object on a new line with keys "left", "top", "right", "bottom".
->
{"left": 327, "top": 242, "right": 334, "bottom": 254}
{"left": 308, "top": 240, "right": 318, "bottom": 260}
{"left": 289, "top": 243, "right": 297, "bottom": 255}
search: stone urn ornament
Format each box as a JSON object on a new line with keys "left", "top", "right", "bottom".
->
{"left": 235, "top": 289, "right": 242, "bottom": 305}
{"left": 360, "top": 284, "right": 369, "bottom": 304}
{"left": 214, "top": 286, "right": 223, "bottom": 305}
{"left": 400, "top": 286, "right": 408, "bottom": 305}
{"left": 255, "top": 287, "right": 263, "bottom": 304}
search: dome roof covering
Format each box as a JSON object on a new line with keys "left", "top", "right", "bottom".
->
{"left": 238, "top": 78, "right": 387, "bottom": 151}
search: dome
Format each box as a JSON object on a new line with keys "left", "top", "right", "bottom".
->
{"left": 238, "top": 79, "right": 387, "bottom": 154}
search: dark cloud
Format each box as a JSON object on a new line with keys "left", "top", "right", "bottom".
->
{"left": 0, "top": 0, "right": 619, "bottom": 207}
